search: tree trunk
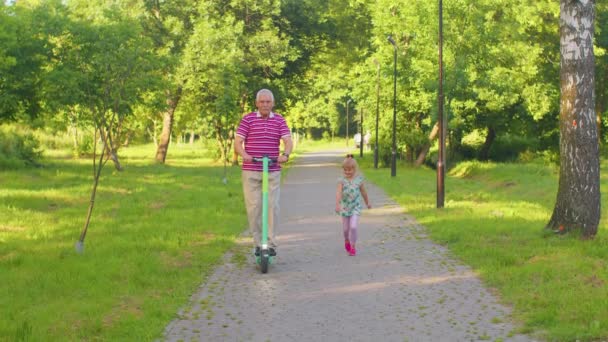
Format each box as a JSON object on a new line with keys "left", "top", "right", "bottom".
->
{"left": 97, "top": 124, "right": 123, "bottom": 171}
{"left": 415, "top": 122, "right": 439, "bottom": 167}
{"left": 405, "top": 146, "right": 413, "bottom": 163}
{"left": 547, "top": 0, "right": 599, "bottom": 238}
{"left": 155, "top": 87, "right": 182, "bottom": 163}
{"left": 478, "top": 126, "right": 496, "bottom": 161}
{"left": 76, "top": 129, "right": 106, "bottom": 253}
{"left": 214, "top": 120, "right": 230, "bottom": 163}
{"left": 189, "top": 130, "right": 195, "bottom": 145}
{"left": 152, "top": 119, "right": 158, "bottom": 145}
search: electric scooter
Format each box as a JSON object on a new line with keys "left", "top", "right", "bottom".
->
{"left": 251, "top": 156, "right": 277, "bottom": 273}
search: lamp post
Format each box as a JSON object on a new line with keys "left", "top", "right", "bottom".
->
{"left": 387, "top": 35, "right": 397, "bottom": 177}
{"left": 359, "top": 108, "right": 364, "bottom": 157}
{"left": 437, "top": 0, "right": 445, "bottom": 208}
{"left": 373, "top": 59, "right": 380, "bottom": 169}
{"left": 346, "top": 99, "right": 352, "bottom": 147}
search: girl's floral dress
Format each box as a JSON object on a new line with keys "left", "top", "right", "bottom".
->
{"left": 338, "top": 175, "right": 364, "bottom": 217}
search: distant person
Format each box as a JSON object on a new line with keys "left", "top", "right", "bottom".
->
{"left": 354, "top": 132, "right": 362, "bottom": 148}
{"left": 364, "top": 131, "right": 371, "bottom": 151}
{"left": 335, "top": 154, "right": 371, "bottom": 256}
{"left": 234, "top": 89, "right": 293, "bottom": 257}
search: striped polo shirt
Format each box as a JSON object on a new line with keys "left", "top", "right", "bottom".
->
{"left": 236, "top": 111, "right": 291, "bottom": 172}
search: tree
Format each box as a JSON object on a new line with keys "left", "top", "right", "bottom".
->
{"left": 547, "top": 0, "right": 599, "bottom": 238}
{"left": 140, "top": 0, "right": 198, "bottom": 164}
{"left": 47, "top": 6, "right": 161, "bottom": 251}
{"left": 180, "top": 6, "right": 245, "bottom": 163}
{"left": 0, "top": 3, "right": 52, "bottom": 122}
{"left": 176, "top": 0, "right": 294, "bottom": 165}
{"left": 280, "top": 0, "right": 373, "bottom": 140}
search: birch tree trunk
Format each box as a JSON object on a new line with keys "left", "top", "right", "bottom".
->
{"left": 189, "top": 130, "right": 195, "bottom": 145}
{"left": 547, "top": 0, "right": 599, "bottom": 238}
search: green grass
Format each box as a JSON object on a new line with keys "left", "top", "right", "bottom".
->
{"left": 359, "top": 154, "right": 608, "bottom": 341}
{"left": 291, "top": 137, "right": 349, "bottom": 153}
{"left": 0, "top": 143, "right": 248, "bottom": 341}
{"left": 4, "top": 140, "right": 608, "bottom": 341}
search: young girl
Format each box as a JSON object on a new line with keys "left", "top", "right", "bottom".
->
{"left": 335, "top": 154, "right": 371, "bottom": 256}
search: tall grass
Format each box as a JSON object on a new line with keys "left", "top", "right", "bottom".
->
{"left": 361, "top": 155, "right": 608, "bottom": 341}
{"left": 0, "top": 144, "right": 247, "bottom": 341}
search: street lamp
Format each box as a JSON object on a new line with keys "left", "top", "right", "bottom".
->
{"left": 437, "top": 0, "right": 445, "bottom": 208}
{"left": 346, "top": 99, "right": 352, "bottom": 147}
{"left": 373, "top": 59, "right": 380, "bottom": 169}
{"left": 359, "top": 108, "right": 364, "bottom": 157}
{"left": 387, "top": 35, "right": 397, "bottom": 177}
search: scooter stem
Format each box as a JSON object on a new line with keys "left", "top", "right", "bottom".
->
{"left": 261, "top": 156, "right": 269, "bottom": 249}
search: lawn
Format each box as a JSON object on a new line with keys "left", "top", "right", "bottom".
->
{"left": 360, "top": 154, "right": 608, "bottom": 341}
{"left": 2, "top": 139, "right": 607, "bottom": 341}
{"left": 0, "top": 143, "right": 247, "bottom": 341}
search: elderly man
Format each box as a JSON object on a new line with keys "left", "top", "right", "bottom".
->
{"left": 234, "top": 89, "right": 293, "bottom": 257}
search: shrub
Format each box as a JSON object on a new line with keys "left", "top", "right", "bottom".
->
{"left": 489, "top": 134, "right": 539, "bottom": 162}
{"left": 75, "top": 134, "right": 95, "bottom": 157}
{"left": 0, "top": 125, "right": 43, "bottom": 169}
{"left": 33, "top": 130, "right": 73, "bottom": 150}
{"left": 517, "top": 149, "right": 558, "bottom": 165}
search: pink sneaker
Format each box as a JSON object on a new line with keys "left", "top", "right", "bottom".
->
{"left": 344, "top": 241, "right": 351, "bottom": 253}
{"left": 349, "top": 247, "right": 356, "bottom": 256}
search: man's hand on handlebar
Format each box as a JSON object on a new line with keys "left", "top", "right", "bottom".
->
{"left": 241, "top": 153, "right": 253, "bottom": 162}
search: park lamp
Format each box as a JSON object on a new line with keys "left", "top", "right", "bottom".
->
{"left": 346, "top": 99, "right": 352, "bottom": 147}
{"left": 437, "top": 0, "right": 445, "bottom": 208}
{"left": 372, "top": 58, "right": 380, "bottom": 169}
{"left": 387, "top": 35, "right": 397, "bottom": 177}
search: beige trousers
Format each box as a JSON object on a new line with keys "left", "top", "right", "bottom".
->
{"left": 241, "top": 170, "right": 281, "bottom": 248}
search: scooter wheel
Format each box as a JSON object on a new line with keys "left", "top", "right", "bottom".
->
{"left": 260, "top": 251, "right": 269, "bottom": 274}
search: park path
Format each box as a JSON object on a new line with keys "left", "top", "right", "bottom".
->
{"left": 162, "top": 150, "right": 535, "bottom": 342}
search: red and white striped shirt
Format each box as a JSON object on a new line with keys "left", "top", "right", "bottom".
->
{"left": 236, "top": 111, "right": 291, "bottom": 172}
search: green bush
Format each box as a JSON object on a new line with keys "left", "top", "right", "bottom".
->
{"left": 488, "top": 134, "right": 538, "bottom": 162}
{"left": 33, "top": 128, "right": 98, "bottom": 158}
{"left": 74, "top": 133, "right": 96, "bottom": 157}
{"left": 33, "top": 130, "right": 74, "bottom": 150}
{"left": 517, "top": 149, "right": 559, "bottom": 166}
{"left": 0, "top": 126, "right": 43, "bottom": 169}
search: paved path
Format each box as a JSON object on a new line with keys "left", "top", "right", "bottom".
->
{"left": 163, "top": 150, "right": 534, "bottom": 342}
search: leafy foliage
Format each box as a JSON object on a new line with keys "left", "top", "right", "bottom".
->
{"left": 0, "top": 0, "right": 605, "bottom": 163}
{"left": 0, "top": 125, "right": 42, "bottom": 168}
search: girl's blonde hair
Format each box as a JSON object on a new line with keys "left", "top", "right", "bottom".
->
{"left": 342, "top": 154, "right": 358, "bottom": 171}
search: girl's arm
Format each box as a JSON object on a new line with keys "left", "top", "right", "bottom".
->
{"left": 335, "top": 183, "right": 343, "bottom": 213}
{"left": 360, "top": 183, "right": 372, "bottom": 209}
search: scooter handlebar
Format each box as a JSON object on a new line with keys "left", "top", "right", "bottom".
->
{"left": 251, "top": 156, "right": 279, "bottom": 164}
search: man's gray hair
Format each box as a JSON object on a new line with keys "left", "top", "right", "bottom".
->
{"left": 256, "top": 89, "right": 275, "bottom": 103}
